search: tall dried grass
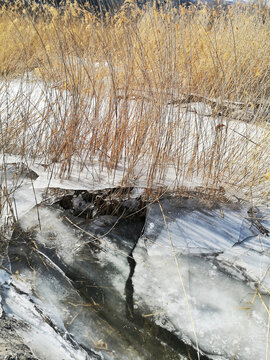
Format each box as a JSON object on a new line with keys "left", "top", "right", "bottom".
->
{"left": 0, "top": 1, "right": 269, "bottom": 198}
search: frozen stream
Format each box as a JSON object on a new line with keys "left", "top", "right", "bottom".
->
{"left": 1, "top": 188, "right": 193, "bottom": 359}
{"left": 0, "top": 183, "right": 270, "bottom": 359}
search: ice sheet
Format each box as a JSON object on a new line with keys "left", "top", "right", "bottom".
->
{"left": 4, "top": 285, "right": 99, "bottom": 360}
{"left": 133, "top": 198, "right": 270, "bottom": 359}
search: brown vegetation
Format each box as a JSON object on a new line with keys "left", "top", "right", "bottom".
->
{"left": 0, "top": 1, "right": 269, "bottom": 197}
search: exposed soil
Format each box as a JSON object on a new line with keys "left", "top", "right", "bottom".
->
{"left": 0, "top": 315, "right": 39, "bottom": 360}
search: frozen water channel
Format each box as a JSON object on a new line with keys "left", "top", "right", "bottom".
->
{"left": 0, "top": 181, "right": 270, "bottom": 359}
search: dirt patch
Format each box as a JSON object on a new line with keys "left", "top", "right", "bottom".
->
{"left": 0, "top": 315, "right": 39, "bottom": 360}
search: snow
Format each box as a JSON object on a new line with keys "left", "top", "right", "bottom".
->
{"left": 0, "top": 158, "right": 43, "bottom": 227}
{"left": 1, "top": 77, "right": 269, "bottom": 212}
{"left": 133, "top": 198, "right": 270, "bottom": 360}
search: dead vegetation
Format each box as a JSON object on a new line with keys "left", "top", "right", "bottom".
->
{"left": 0, "top": 1, "right": 269, "bottom": 199}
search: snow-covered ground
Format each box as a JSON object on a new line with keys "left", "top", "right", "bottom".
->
{"left": 1, "top": 77, "right": 269, "bottom": 202}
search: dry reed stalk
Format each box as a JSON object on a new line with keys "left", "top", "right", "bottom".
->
{"left": 0, "top": 1, "right": 269, "bottom": 198}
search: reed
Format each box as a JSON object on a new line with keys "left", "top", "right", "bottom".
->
{"left": 0, "top": 1, "right": 269, "bottom": 198}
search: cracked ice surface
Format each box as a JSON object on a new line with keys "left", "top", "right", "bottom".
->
{"left": 9, "top": 204, "right": 147, "bottom": 360}
{"left": 3, "top": 285, "right": 99, "bottom": 360}
{"left": 133, "top": 197, "right": 270, "bottom": 360}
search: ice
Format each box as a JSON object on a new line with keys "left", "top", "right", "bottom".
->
{"left": 8, "top": 203, "right": 151, "bottom": 359}
{"left": 18, "top": 202, "right": 139, "bottom": 302}
{"left": 133, "top": 197, "right": 270, "bottom": 359}
{"left": 3, "top": 285, "right": 98, "bottom": 360}
{"left": 19, "top": 206, "right": 79, "bottom": 265}
{"left": 0, "top": 269, "right": 10, "bottom": 318}
{"left": 137, "top": 198, "right": 258, "bottom": 255}
{"left": 0, "top": 269, "right": 10, "bottom": 286}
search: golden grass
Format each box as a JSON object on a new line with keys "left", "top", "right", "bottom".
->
{"left": 0, "top": 1, "right": 269, "bottom": 197}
